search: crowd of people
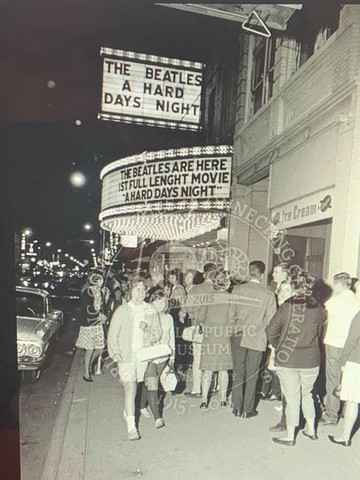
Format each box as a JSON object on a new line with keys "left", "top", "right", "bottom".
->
{"left": 74, "top": 261, "right": 360, "bottom": 446}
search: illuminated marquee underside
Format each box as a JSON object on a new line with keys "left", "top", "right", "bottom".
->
{"left": 100, "top": 210, "right": 226, "bottom": 241}
{"left": 99, "top": 145, "right": 232, "bottom": 241}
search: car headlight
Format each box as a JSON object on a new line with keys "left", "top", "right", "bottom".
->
{"left": 17, "top": 343, "right": 26, "bottom": 357}
{"left": 28, "top": 344, "right": 42, "bottom": 358}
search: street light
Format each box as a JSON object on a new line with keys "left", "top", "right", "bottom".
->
{"left": 83, "top": 223, "right": 93, "bottom": 232}
{"left": 45, "top": 241, "right": 52, "bottom": 247}
{"left": 69, "top": 171, "right": 87, "bottom": 188}
{"left": 23, "top": 228, "right": 32, "bottom": 237}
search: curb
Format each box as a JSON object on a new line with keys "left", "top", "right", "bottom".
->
{"left": 40, "top": 350, "right": 82, "bottom": 480}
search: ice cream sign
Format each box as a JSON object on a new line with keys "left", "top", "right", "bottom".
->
{"left": 271, "top": 187, "right": 334, "bottom": 229}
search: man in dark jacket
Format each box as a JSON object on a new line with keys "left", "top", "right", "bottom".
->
{"left": 230, "top": 261, "right": 277, "bottom": 418}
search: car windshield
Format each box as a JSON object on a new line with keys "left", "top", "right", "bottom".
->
{"left": 16, "top": 292, "right": 45, "bottom": 318}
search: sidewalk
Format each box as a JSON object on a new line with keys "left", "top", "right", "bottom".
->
{"left": 41, "top": 351, "right": 360, "bottom": 480}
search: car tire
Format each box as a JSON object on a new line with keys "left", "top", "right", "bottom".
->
{"left": 21, "top": 370, "right": 41, "bottom": 385}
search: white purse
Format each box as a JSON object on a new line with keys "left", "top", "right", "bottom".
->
{"left": 137, "top": 343, "right": 172, "bottom": 362}
{"left": 160, "top": 364, "right": 178, "bottom": 392}
{"left": 182, "top": 323, "right": 203, "bottom": 344}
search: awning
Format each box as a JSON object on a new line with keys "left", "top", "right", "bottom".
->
{"left": 157, "top": 3, "right": 302, "bottom": 31}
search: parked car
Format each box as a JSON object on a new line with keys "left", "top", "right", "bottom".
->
{"left": 16, "top": 286, "right": 64, "bottom": 383}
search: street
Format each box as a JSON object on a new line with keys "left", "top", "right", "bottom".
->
{"left": 19, "top": 296, "right": 79, "bottom": 480}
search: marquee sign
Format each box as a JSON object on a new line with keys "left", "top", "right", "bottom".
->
{"left": 271, "top": 187, "right": 334, "bottom": 230}
{"left": 99, "top": 145, "right": 233, "bottom": 241}
{"left": 98, "top": 47, "right": 204, "bottom": 131}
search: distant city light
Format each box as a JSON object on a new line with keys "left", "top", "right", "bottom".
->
{"left": 75, "top": 120, "right": 82, "bottom": 126}
{"left": 45, "top": 242, "right": 52, "bottom": 247}
{"left": 47, "top": 80, "right": 56, "bottom": 89}
{"left": 70, "top": 171, "right": 87, "bottom": 188}
{"left": 23, "top": 228, "right": 32, "bottom": 237}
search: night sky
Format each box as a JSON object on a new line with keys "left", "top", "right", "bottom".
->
{"left": 2, "top": 0, "right": 241, "bottom": 249}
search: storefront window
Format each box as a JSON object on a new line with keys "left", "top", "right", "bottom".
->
{"left": 251, "top": 36, "right": 276, "bottom": 114}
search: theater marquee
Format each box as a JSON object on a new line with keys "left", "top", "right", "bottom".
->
{"left": 98, "top": 47, "right": 204, "bottom": 131}
{"left": 99, "top": 145, "right": 233, "bottom": 241}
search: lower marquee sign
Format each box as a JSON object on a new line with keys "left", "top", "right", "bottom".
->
{"left": 99, "top": 145, "right": 233, "bottom": 241}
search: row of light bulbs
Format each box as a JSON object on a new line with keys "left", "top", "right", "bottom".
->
{"left": 102, "top": 211, "right": 224, "bottom": 241}
{"left": 100, "top": 47, "right": 203, "bottom": 69}
{"left": 97, "top": 113, "right": 199, "bottom": 131}
{"left": 99, "top": 199, "right": 230, "bottom": 219}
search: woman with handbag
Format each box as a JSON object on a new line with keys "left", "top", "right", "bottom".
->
{"left": 197, "top": 270, "right": 234, "bottom": 410}
{"left": 328, "top": 310, "right": 360, "bottom": 447}
{"left": 107, "top": 277, "right": 162, "bottom": 441}
{"left": 168, "top": 268, "right": 187, "bottom": 372}
{"left": 181, "top": 267, "right": 212, "bottom": 397}
{"left": 75, "top": 270, "right": 107, "bottom": 382}
{"left": 140, "top": 289, "right": 175, "bottom": 428}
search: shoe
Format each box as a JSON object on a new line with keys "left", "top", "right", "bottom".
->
{"left": 318, "top": 418, "right": 337, "bottom": 427}
{"left": 154, "top": 418, "right": 165, "bottom": 429}
{"left": 302, "top": 431, "right": 318, "bottom": 441}
{"left": 268, "top": 394, "right": 281, "bottom": 402}
{"left": 328, "top": 435, "right": 351, "bottom": 447}
{"left": 184, "top": 392, "right": 201, "bottom": 398}
{"left": 269, "top": 423, "right": 287, "bottom": 433}
{"left": 140, "top": 408, "right": 151, "bottom": 418}
{"left": 243, "top": 411, "right": 258, "bottom": 419}
{"left": 199, "top": 402, "right": 208, "bottom": 410}
{"left": 128, "top": 429, "right": 140, "bottom": 441}
{"left": 220, "top": 401, "right": 227, "bottom": 407}
{"left": 82, "top": 375, "right": 93, "bottom": 382}
{"left": 272, "top": 437, "right": 295, "bottom": 447}
{"left": 232, "top": 409, "right": 242, "bottom": 417}
{"left": 258, "top": 392, "right": 268, "bottom": 400}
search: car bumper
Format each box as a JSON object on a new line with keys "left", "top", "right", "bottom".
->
{"left": 17, "top": 356, "right": 46, "bottom": 371}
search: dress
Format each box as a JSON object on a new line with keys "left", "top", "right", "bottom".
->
{"left": 340, "top": 361, "right": 360, "bottom": 403}
{"left": 169, "top": 284, "right": 189, "bottom": 368}
{"left": 75, "top": 286, "right": 105, "bottom": 350}
{"left": 198, "top": 288, "right": 233, "bottom": 371}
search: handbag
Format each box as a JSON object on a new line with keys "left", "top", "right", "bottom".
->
{"left": 182, "top": 323, "right": 203, "bottom": 344}
{"left": 160, "top": 364, "right": 178, "bottom": 392}
{"left": 137, "top": 343, "right": 172, "bottom": 362}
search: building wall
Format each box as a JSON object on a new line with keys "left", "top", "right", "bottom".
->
{"left": 228, "top": 179, "right": 271, "bottom": 281}
{"left": 234, "top": 6, "right": 360, "bottom": 185}
{"left": 202, "top": 29, "right": 239, "bottom": 145}
{"left": 231, "top": 5, "right": 360, "bottom": 280}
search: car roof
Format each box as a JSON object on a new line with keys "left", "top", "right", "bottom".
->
{"left": 16, "top": 286, "right": 49, "bottom": 298}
